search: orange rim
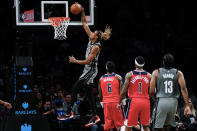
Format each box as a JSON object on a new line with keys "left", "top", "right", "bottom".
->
{"left": 48, "top": 17, "right": 70, "bottom": 26}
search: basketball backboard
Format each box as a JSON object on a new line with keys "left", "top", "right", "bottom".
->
{"left": 14, "top": 0, "right": 95, "bottom": 26}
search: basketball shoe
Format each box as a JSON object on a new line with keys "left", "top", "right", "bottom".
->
{"left": 85, "top": 115, "right": 100, "bottom": 127}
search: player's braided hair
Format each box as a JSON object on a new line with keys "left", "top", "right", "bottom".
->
{"left": 98, "top": 25, "right": 112, "bottom": 41}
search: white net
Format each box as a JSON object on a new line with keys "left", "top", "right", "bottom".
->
{"left": 49, "top": 17, "right": 70, "bottom": 40}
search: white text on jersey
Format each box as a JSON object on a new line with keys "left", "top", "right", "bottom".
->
{"left": 104, "top": 77, "right": 114, "bottom": 82}
{"left": 131, "top": 76, "right": 149, "bottom": 84}
{"left": 163, "top": 73, "right": 174, "bottom": 79}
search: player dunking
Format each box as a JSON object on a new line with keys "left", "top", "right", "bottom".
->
{"left": 117, "top": 56, "right": 151, "bottom": 131}
{"left": 150, "top": 53, "right": 191, "bottom": 131}
{"left": 69, "top": 6, "right": 112, "bottom": 127}
{"left": 98, "top": 61, "right": 124, "bottom": 131}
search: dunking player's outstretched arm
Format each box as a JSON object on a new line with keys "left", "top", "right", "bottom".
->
{"left": 150, "top": 69, "right": 158, "bottom": 101}
{"left": 0, "top": 100, "right": 12, "bottom": 109}
{"left": 81, "top": 7, "right": 92, "bottom": 37}
{"left": 116, "top": 72, "right": 131, "bottom": 110}
{"left": 69, "top": 45, "right": 100, "bottom": 65}
{"left": 177, "top": 70, "right": 191, "bottom": 115}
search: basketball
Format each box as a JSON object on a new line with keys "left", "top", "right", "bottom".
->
{"left": 70, "top": 3, "right": 82, "bottom": 15}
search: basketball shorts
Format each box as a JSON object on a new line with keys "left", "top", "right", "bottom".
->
{"left": 103, "top": 102, "right": 124, "bottom": 130}
{"left": 126, "top": 98, "right": 150, "bottom": 127}
{"left": 152, "top": 98, "right": 178, "bottom": 128}
{"left": 79, "top": 65, "right": 98, "bottom": 85}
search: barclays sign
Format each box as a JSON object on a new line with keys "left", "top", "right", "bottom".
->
{"left": 15, "top": 110, "right": 37, "bottom": 115}
{"left": 15, "top": 102, "right": 37, "bottom": 115}
{"left": 18, "top": 67, "right": 32, "bottom": 76}
{"left": 18, "top": 85, "right": 32, "bottom": 93}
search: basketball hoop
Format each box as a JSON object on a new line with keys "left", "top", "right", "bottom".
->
{"left": 48, "top": 17, "right": 70, "bottom": 40}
